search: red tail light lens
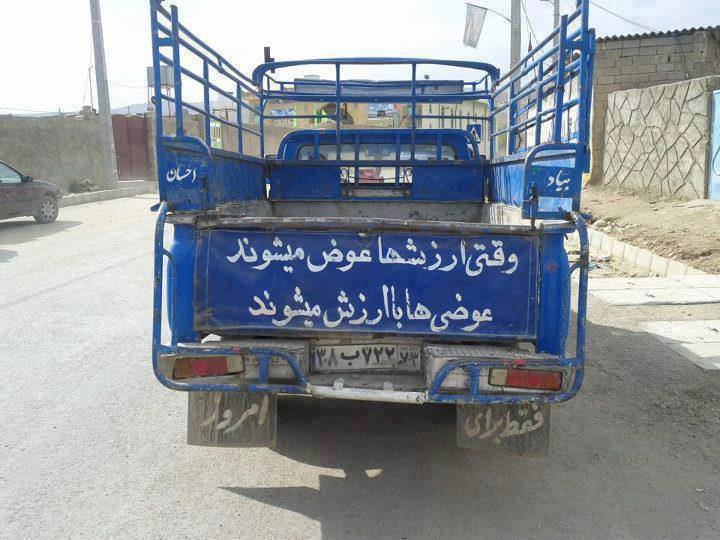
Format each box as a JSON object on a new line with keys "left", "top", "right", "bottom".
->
{"left": 173, "top": 356, "right": 243, "bottom": 379}
{"left": 489, "top": 368, "right": 562, "bottom": 391}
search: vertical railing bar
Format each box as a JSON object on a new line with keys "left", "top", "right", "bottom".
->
{"left": 335, "top": 63, "right": 341, "bottom": 160}
{"left": 258, "top": 355, "right": 269, "bottom": 384}
{"left": 169, "top": 5, "right": 184, "bottom": 136}
{"left": 259, "top": 98, "right": 265, "bottom": 158}
{"left": 355, "top": 134, "right": 360, "bottom": 186}
{"left": 507, "top": 79, "right": 517, "bottom": 155}
{"left": 395, "top": 133, "right": 401, "bottom": 186}
{"left": 489, "top": 95, "right": 495, "bottom": 159}
{"left": 553, "top": 15, "right": 569, "bottom": 143}
{"left": 534, "top": 60, "right": 543, "bottom": 147}
{"left": 202, "top": 60, "right": 211, "bottom": 147}
{"left": 149, "top": 1, "right": 165, "bottom": 198}
{"left": 576, "top": 0, "right": 591, "bottom": 170}
{"left": 411, "top": 63, "right": 417, "bottom": 160}
{"left": 236, "top": 82, "right": 243, "bottom": 154}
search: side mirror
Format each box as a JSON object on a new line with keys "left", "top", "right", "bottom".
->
{"left": 23, "top": 175, "right": 33, "bottom": 182}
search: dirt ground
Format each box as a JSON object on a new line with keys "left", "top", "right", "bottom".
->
{"left": 581, "top": 185, "right": 720, "bottom": 274}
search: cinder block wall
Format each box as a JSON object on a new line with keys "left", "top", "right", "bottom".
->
{"left": 602, "top": 75, "right": 720, "bottom": 199}
{"left": 590, "top": 29, "right": 720, "bottom": 184}
{"left": 0, "top": 114, "right": 106, "bottom": 191}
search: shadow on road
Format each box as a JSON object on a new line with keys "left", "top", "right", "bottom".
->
{"left": 221, "top": 317, "right": 720, "bottom": 537}
{"left": 223, "top": 398, "right": 512, "bottom": 537}
{"left": 0, "top": 219, "right": 82, "bottom": 263}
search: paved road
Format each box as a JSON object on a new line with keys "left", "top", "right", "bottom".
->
{"left": 1, "top": 196, "right": 719, "bottom": 538}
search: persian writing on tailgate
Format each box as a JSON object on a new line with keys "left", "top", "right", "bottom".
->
{"left": 196, "top": 231, "right": 536, "bottom": 337}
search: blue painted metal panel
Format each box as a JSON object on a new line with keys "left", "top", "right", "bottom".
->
{"left": 206, "top": 150, "right": 266, "bottom": 205}
{"left": 521, "top": 146, "right": 579, "bottom": 218}
{"left": 269, "top": 165, "right": 342, "bottom": 199}
{"left": 710, "top": 90, "right": 720, "bottom": 200}
{"left": 536, "top": 233, "right": 570, "bottom": 355}
{"left": 160, "top": 139, "right": 266, "bottom": 210}
{"left": 159, "top": 138, "right": 210, "bottom": 211}
{"left": 487, "top": 161, "right": 525, "bottom": 207}
{"left": 527, "top": 164, "right": 581, "bottom": 198}
{"left": 167, "top": 224, "right": 198, "bottom": 343}
{"left": 194, "top": 230, "right": 538, "bottom": 340}
{"left": 411, "top": 165, "right": 483, "bottom": 201}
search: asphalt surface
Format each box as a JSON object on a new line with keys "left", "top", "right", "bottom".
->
{"left": 1, "top": 196, "right": 719, "bottom": 538}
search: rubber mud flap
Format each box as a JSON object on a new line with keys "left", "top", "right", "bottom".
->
{"left": 457, "top": 402, "right": 550, "bottom": 456}
{"left": 187, "top": 392, "right": 277, "bottom": 447}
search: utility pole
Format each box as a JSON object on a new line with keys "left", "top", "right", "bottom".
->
{"left": 89, "top": 0, "right": 118, "bottom": 189}
{"left": 510, "top": 0, "right": 522, "bottom": 68}
{"left": 552, "top": 0, "right": 560, "bottom": 45}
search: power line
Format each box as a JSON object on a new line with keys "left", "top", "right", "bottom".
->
{"left": 0, "top": 106, "right": 63, "bottom": 114}
{"left": 108, "top": 80, "right": 146, "bottom": 90}
{"left": 590, "top": 0, "right": 690, "bottom": 79}
{"left": 81, "top": 68, "right": 91, "bottom": 107}
{"left": 520, "top": 0, "right": 538, "bottom": 49}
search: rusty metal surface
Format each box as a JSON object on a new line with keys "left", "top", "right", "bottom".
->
{"left": 187, "top": 392, "right": 277, "bottom": 447}
{"left": 457, "top": 402, "right": 551, "bottom": 455}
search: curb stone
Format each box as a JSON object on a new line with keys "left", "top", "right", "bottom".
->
{"left": 60, "top": 182, "right": 156, "bottom": 208}
{"left": 585, "top": 227, "right": 705, "bottom": 277}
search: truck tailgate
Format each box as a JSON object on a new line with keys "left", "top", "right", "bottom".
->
{"left": 194, "top": 226, "right": 538, "bottom": 341}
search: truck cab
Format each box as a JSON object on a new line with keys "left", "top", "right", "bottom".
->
{"left": 150, "top": 0, "right": 594, "bottom": 453}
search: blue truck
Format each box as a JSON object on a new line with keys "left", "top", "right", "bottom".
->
{"left": 150, "top": 0, "right": 595, "bottom": 453}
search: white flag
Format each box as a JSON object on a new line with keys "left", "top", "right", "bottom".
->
{"left": 463, "top": 4, "right": 487, "bottom": 48}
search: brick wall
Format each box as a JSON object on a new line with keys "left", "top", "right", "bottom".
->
{"left": 590, "top": 29, "right": 720, "bottom": 183}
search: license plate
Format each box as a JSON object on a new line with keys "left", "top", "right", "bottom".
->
{"left": 311, "top": 344, "right": 421, "bottom": 372}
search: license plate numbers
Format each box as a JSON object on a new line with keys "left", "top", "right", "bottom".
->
{"left": 311, "top": 344, "right": 421, "bottom": 372}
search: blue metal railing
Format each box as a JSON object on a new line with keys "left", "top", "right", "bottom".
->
{"left": 150, "top": 0, "right": 592, "bottom": 180}
{"left": 150, "top": 0, "right": 499, "bottom": 159}
{"left": 150, "top": 0, "right": 262, "bottom": 156}
{"left": 490, "top": 0, "right": 593, "bottom": 166}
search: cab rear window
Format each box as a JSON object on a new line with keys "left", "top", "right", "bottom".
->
{"left": 297, "top": 143, "right": 457, "bottom": 161}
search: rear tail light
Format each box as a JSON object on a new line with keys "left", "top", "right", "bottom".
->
{"left": 489, "top": 368, "right": 562, "bottom": 391}
{"left": 173, "top": 356, "right": 243, "bottom": 379}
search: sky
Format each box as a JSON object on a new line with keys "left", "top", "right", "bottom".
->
{"left": 0, "top": 0, "right": 717, "bottom": 114}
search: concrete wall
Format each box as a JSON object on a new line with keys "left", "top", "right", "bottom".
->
{"left": 0, "top": 114, "right": 107, "bottom": 191}
{"left": 591, "top": 29, "right": 720, "bottom": 183}
{"left": 602, "top": 75, "right": 720, "bottom": 199}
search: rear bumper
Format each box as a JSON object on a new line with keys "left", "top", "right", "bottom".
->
{"left": 153, "top": 344, "right": 584, "bottom": 405}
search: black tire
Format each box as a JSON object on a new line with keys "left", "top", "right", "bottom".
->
{"left": 34, "top": 195, "right": 59, "bottom": 224}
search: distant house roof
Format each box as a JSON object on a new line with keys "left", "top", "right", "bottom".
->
{"left": 597, "top": 25, "right": 720, "bottom": 43}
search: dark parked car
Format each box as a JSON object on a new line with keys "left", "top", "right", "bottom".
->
{"left": 0, "top": 161, "right": 62, "bottom": 223}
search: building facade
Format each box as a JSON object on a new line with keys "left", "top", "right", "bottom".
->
{"left": 590, "top": 26, "right": 720, "bottom": 184}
